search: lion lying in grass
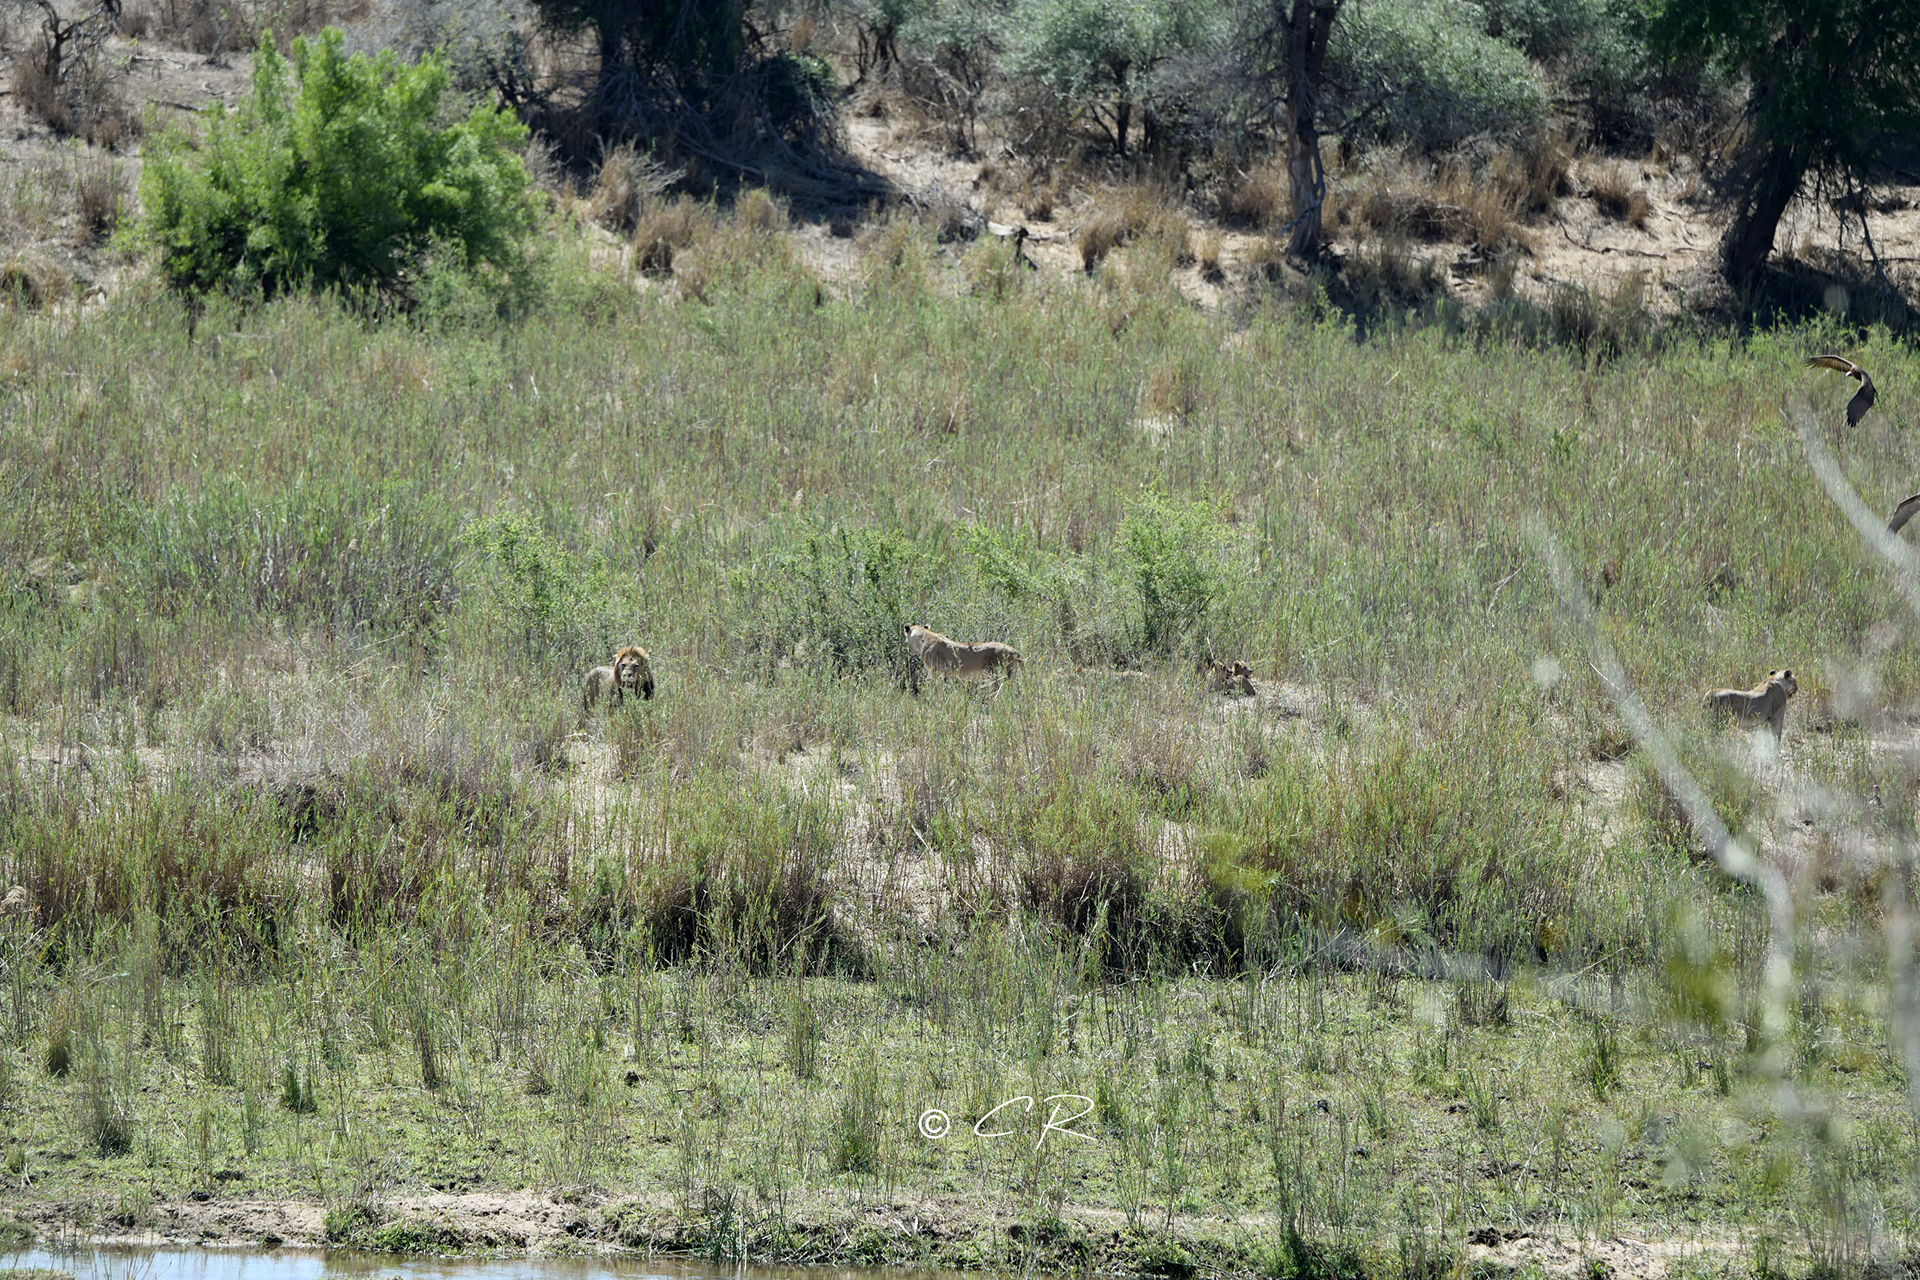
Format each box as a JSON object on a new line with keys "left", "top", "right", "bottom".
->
{"left": 904, "top": 624, "right": 1023, "bottom": 680}
{"left": 583, "top": 645, "right": 655, "bottom": 712}
{"left": 1704, "top": 668, "right": 1797, "bottom": 739}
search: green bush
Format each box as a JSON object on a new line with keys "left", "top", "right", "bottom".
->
{"left": 138, "top": 28, "right": 538, "bottom": 302}
{"left": 1007, "top": 0, "right": 1200, "bottom": 152}
{"left": 1479, "top": 0, "right": 1693, "bottom": 147}
{"left": 739, "top": 523, "right": 937, "bottom": 683}
{"left": 1120, "top": 494, "right": 1230, "bottom": 658}
{"left": 1330, "top": 0, "right": 1547, "bottom": 150}
{"left": 459, "top": 511, "right": 614, "bottom": 672}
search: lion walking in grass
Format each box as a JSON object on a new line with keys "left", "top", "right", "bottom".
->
{"left": 1704, "top": 668, "right": 1797, "bottom": 740}
{"left": 904, "top": 624, "right": 1023, "bottom": 681}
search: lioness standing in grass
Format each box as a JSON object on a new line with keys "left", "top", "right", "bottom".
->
{"left": 904, "top": 624, "right": 1023, "bottom": 680}
{"left": 583, "top": 645, "right": 655, "bottom": 713}
{"left": 1704, "top": 668, "right": 1797, "bottom": 739}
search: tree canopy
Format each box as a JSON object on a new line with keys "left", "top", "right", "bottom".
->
{"left": 1645, "top": 0, "right": 1920, "bottom": 290}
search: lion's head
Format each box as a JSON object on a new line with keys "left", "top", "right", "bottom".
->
{"left": 614, "top": 645, "right": 655, "bottom": 700}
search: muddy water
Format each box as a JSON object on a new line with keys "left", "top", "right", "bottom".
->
{"left": 2, "top": 1250, "right": 948, "bottom": 1280}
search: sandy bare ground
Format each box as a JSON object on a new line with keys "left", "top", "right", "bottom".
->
{"left": 11, "top": 1188, "right": 1757, "bottom": 1276}
{"left": 831, "top": 110, "right": 1920, "bottom": 320}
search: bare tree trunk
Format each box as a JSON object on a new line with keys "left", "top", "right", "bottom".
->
{"left": 1719, "top": 134, "right": 1809, "bottom": 294}
{"left": 1280, "top": 0, "right": 1341, "bottom": 258}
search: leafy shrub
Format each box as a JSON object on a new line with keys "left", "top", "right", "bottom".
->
{"left": 459, "top": 511, "right": 615, "bottom": 672}
{"left": 739, "top": 524, "right": 937, "bottom": 683}
{"left": 1119, "top": 494, "right": 1229, "bottom": 658}
{"left": 1479, "top": 0, "right": 1700, "bottom": 148}
{"left": 1329, "top": 0, "right": 1547, "bottom": 151}
{"left": 139, "top": 28, "right": 538, "bottom": 302}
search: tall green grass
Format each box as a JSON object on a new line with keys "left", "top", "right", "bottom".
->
{"left": 1, "top": 218, "right": 1918, "bottom": 1265}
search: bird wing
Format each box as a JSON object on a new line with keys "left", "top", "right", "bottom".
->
{"left": 1807, "top": 354, "right": 1867, "bottom": 379}
{"left": 1848, "top": 380, "right": 1878, "bottom": 426}
{"left": 1890, "top": 492, "right": 1920, "bottom": 535}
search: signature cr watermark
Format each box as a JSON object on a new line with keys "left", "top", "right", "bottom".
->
{"left": 917, "top": 1094, "right": 1095, "bottom": 1150}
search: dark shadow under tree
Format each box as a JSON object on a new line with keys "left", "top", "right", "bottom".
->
{"left": 522, "top": 0, "right": 883, "bottom": 200}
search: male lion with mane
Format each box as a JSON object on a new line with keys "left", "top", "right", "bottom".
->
{"left": 904, "top": 624, "right": 1023, "bottom": 680}
{"left": 583, "top": 645, "right": 655, "bottom": 713}
{"left": 1703, "top": 668, "right": 1797, "bottom": 739}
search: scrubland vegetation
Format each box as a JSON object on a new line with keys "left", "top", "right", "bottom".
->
{"left": 2, "top": 215, "right": 1920, "bottom": 1272}
{"left": 6, "top": 0, "right": 1920, "bottom": 1272}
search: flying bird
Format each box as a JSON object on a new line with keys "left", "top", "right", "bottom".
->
{"left": 1806, "top": 354, "right": 1878, "bottom": 427}
{"left": 1890, "top": 492, "right": 1920, "bottom": 535}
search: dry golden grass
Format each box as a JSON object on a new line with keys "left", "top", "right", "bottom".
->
{"left": 0, "top": 251, "right": 69, "bottom": 310}
{"left": 590, "top": 145, "right": 678, "bottom": 234}
{"left": 1245, "top": 235, "right": 1287, "bottom": 281}
{"left": 1492, "top": 130, "right": 1572, "bottom": 215}
{"left": 1588, "top": 161, "right": 1652, "bottom": 228}
{"left": 1219, "top": 161, "right": 1287, "bottom": 228}
{"left": 856, "top": 212, "right": 938, "bottom": 293}
{"left": 1344, "top": 235, "right": 1444, "bottom": 306}
{"left": 631, "top": 198, "right": 717, "bottom": 276}
{"left": 72, "top": 152, "right": 129, "bottom": 243}
{"left": 1020, "top": 173, "right": 1059, "bottom": 222}
{"left": 961, "top": 233, "right": 1028, "bottom": 301}
{"left": 1348, "top": 155, "right": 1535, "bottom": 254}
{"left": 734, "top": 188, "right": 787, "bottom": 235}
{"left": 1194, "top": 228, "right": 1224, "bottom": 283}
{"left": 1078, "top": 187, "right": 1189, "bottom": 272}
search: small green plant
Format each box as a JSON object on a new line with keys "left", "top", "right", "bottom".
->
{"left": 138, "top": 28, "right": 538, "bottom": 302}
{"left": 80, "top": 1058, "right": 132, "bottom": 1156}
{"left": 461, "top": 511, "right": 614, "bottom": 669}
{"left": 1460, "top": 1068, "right": 1501, "bottom": 1132}
{"left": 783, "top": 989, "right": 819, "bottom": 1081}
{"left": 1586, "top": 1017, "right": 1622, "bottom": 1099}
{"left": 831, "top": 1046, "right": 884, "bottom": 1174}
{"left": 280, "top": 1062, "right": 317, "bottom": 1114}
{"left": 44, "top": 1019, "right": 70, "bottom": 1078}
{"left": 1118, "top": 494, "right": 1229, "bottom": 658}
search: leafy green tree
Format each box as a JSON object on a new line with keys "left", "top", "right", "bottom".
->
{"left": 1644, "top": 0, "right": 1920, "bottom": 292}
{"left": 1011, "top": 0, "right": 1201, "bottom": 154}
{"left": 1331, "top": 0, "right": 1545, "bottom": 151}
{"left": 139, "top": 29, "right": 538, "bottom": 300}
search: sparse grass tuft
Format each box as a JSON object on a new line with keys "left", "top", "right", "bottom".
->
{"left": 1219, "top": 162, "right": 1287, "bottom": 228}
{"left": 632, "top": 197, "right": 717, "bottom": 275}
{"left": 1589, "top": 160, "right": 1652, "bottom": 228}
{"left": 1079, "top": 188, "right": 1190, "bottom": 272}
